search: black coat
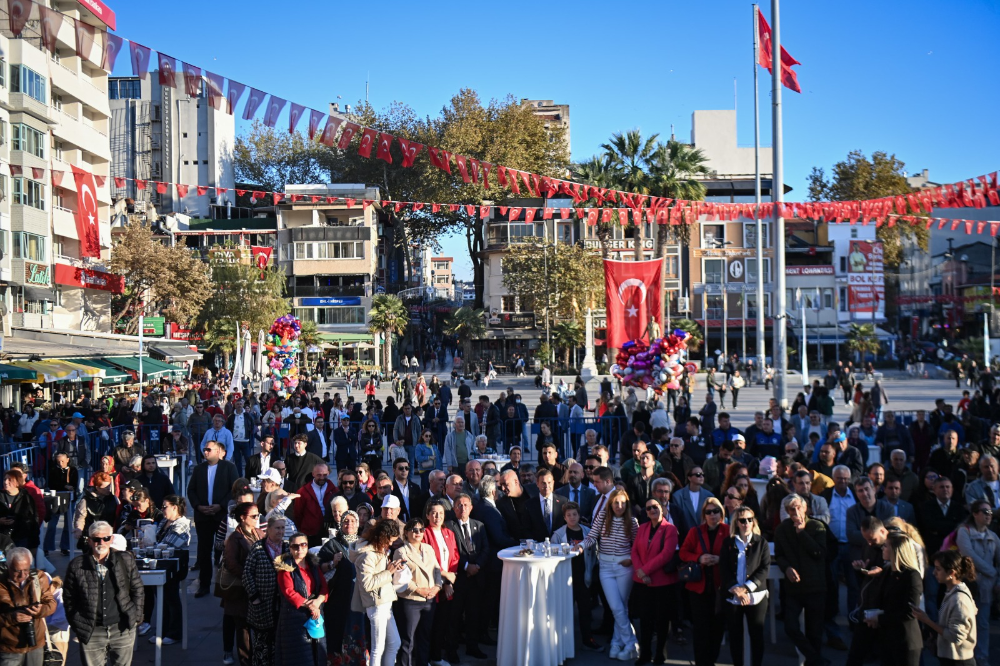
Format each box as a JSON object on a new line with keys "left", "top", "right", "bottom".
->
{"left": 187, "top": 460, "right": 240, "bottom": 523}
{"left": 243, "top": 538, "right": 288, "bottom": 629}
{"left": 391, "top": 479, "right": 426, "bottom": 523}
{"left": 525, "top": 494, "right": 566, "bottom": 541}
{"left": 872, "top": 568, "right": 923, "bottom": 650}
{"left": 64, "top": 550, "right": 144, "bottom": 642}
{"left": 137, "top": 471, "right": 174, "bottom": 508}
{"left": 496, "top": 493, "right": 532, "bottom": 541}
{"left": 917, "top": 499, "right": 968, "bottom": 554}
{"left": 444, "top": 518, "right": 490, "bottom": 570}
{"left": 284, "top": 452, "right": 325, "bottom": 492}
{"left": 719, "top": 533, "right": 771, "bottom": 594}
{"left": 244, "top": 452, "right": 271, "bottom": 481}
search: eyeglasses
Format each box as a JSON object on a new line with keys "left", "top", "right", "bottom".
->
{"left": 408, "top": 527, "right": 425, "bottom": 534}
{"left": 726, "top": 494, "right": 741, "bottom": 500}
{"left": 203, "top": 448, "right": 213, "bottom": 453}
{"left": 979, "top": 509, "right": 994, "bottom": 516}
{"left": 247, "top": 513, "right": 260, "bottom": 519}
{"left": 737, "top": 517, "right": 755, "bottom": 525}
{"left": 645, "top": 506, "right": 661, "bottom": 513}
{"left": 584, "top": 465, "right": 596, "bottom": 470}
{"left": 289, "top": 543, "right": 309, "bottom": 550}
{"left": 342, "top": 480, "right": 356, "bottom": 485}
{"left": 379, "top": 485, "right": 392, "bottom": 492}
{"left": 396, "top": 466, "right": 410, "bottom": 471}
{"left": 704, "top": 508, "right": 722, "bottom": 516}
{"left": 689, "top": 472, "right": 704, "bottom": 478}
{"left": 89, "top": 535, "right": 113, "bottom": 543}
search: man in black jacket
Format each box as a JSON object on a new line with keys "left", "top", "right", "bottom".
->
{"left": 284, "top": 434, "right": 325, "bottom": 492}
{"left": 496, "top": 470, "right": 532, "bottom": 540}
{"left": 137, "top": 454, "right": 173, "bottom": 508}
{"left": 64, "top": 520, "right": 145, "bottom": 666}
{"left": 244, "top": 434, "right": 275, "bottom": 481}
{"left": 187, "top": 440, "right": 239, "bottom": 596}
{"left": 445, "top": 493, "right": 491, "bottom": 658}
{"left": 917, "top": 475, "right": 968, "bottom": 554}
{"left": 390, "top": 457, "right": 425, "bottom": 523}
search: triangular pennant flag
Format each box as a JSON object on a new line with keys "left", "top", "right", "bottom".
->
{"left": 326, "top": 197, "right": 340, "bottom": 204}
{"left": 508, "top": 207, "right": 522, "bottom": 220}
{"left": 398, "top": 138, "right": 424, "bottom": 168}
{"left": 357, "top": 128, "right": 378, "bottom": 158}
{"left": 136, "top": 179, "right": 147, "bottom": 190}
{"left": 481, "top": 163, "right": 492, "bottom": 189}
{"left": 465, "top": 205, "right": 475, "bottom": 217}
{"left": 413, "top": 203, "right": 424, "bottom": 211}
{"left": 344, "top": 199, "right": 356, "bottom": 208}
{"left": 337, "top": 122, "right": 361, "bottom": 150}
{"left": 31, "top": 167, "right": 44, "bottom": 180}
{"left": 376, "top": 133, "right": 394, "bottom": 164}
{"left": 176, "top": 184, "right": 189, "bottom": 198}
{"left": 252, "top": 191, "right": 265, "bottom": 201}
{"left": 991, "top": 222, "right": 1000, "bottom": 237}
{"left": 363, "top": 200, "right": 372, "bottom": 210}
{"left": 8, "top": 165, "right": 21, "bottom": 177}
{"left": 156, "top": 182, "right": 168, "bottom": 194}
{"left": 308, "top": 109, "right": 324, "bottom": 140}
{"left": 479, "top": 205, "right": 491, "bottom": 219}
{"left": 226, "top": 80, "right": 247, "bottom": 116}
{"left": 113, "top": 177, "right": 125, "bottom": 189}
{"left": 242, "top": 88, "right": 267, "bottom": 120}
{"left": 288, "top": 103, "right": 306, "bottom": 135}
{"left": 432, "top": 204, "right": 441, "bottom": 213}
{"left": 448, "top": 204, "right": 459, "bottom": 213}
{"left": 393, "top": 202, "right": 403, "bottom": 213}
{"left": 75, "top": 19, "right": 97, "bottom": 63}
{"left": 157, "top": 52, "right": 178, "bottom": 88}
{"left": 102, "top": 33, "right": 124, "bottom": 72}
{"left": 320, "top": 116, "right": 344, "bottom": 147}
{"left": 498, "top": 207, "right": 509, "bottom": 216}
{"left": 310, "top": 196, "right": 322, "bottom": 203}
{"left": 216, "top": 187, "right": 228, "bottom": 197}
{"left": 263, "top": 96, "right": 287, "bottom": 128}
{"left": 197, "top": 186, "right": 209, "bottom": 196}
{"left": 129, "top": 41, "right": 152, "bottom": 79}
{"left": 182, "top": 62, "right": 202, "bottom": 97}
{"left": 560, "top": 208, "right": 571, "bottom": 219}
{"left": 236, "top": 189, "right": 247, "bottom": 197}
{"left": 273, "top": 192, "right": 285, "bottom": 205}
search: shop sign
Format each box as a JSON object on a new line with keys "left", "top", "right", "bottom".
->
{"left": 54, "top": 263, "right": 125, "bottom": 293}
{"left": 300, "top": 297, "right": 362, "bottom": 306}
{"left": 24, "top": 262, "right": 50, "bottom": 285}
{"left": 170, "top": 323, "right": 204, "bottom": 342}
{"left": 785, "top": 265, "right": 835, "bottom": 276}
{"left": 583, "top": 239, "right": 654, "bottom": 250}
{"left": 208, "top": 246, "right": 251, "bottom": 265}
{"left": 491, "top": 312, "right": 535, "bottom": 328}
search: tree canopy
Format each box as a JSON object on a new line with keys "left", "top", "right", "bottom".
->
{"left": 500, "top": 240, "right": 603, "bottom": 319}
{"left": 196, "top": 261, "right": 289, "bottom": 358}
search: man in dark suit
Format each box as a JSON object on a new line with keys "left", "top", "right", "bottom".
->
{"left": 526, "top": 468, "right": 566, "bottom": 540}
{"left": 496, "top": 469, "right": 532, "bottom": 540}
{"left": 556, "top": 462, "right": 597, "bottom": 525}
{"left": 187, "top": 440, "right": 239, "bottom": 597}
{"left": 471, "top": 475, "right": 515, "bottom": 641}
{"left": 306, "top": 415, "right": 329, "bottom": 459}
{"left": 244, "top": 434, "right": 275, "bottom": 481}
{"left": 332, "top": 416, "right": 356, "bottom": 471}
{"left": 427, "top": 397, "right": 450, "bottom": 451}
{"left": 390, "top": 456, "right": 425, "bottom": 522}
{"left": 883, "top": 478, "right": 917, "bottom": 523}
{"left": 846, "top": 477, "right": 895, "bottom": 561}
{"left": 669, "top": 466, "right": 714, "bottom": 541}
{"left": 917, "top": 476, "right": 968, "bottom": 555}
{"left": 446, "top": 493, "right": 491, "bottom": 658}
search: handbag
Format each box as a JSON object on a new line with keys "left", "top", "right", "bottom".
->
{"left": 677, "top": 527, "right": 710, "bottom": 583}
{"left": 657, "top": 529, "right": 682, "bottom": 574}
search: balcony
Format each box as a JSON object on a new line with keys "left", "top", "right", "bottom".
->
{"left": 10, "top": 206, "right": 49, "bottom": 235}
{"left": 51, "top": 60, "right": 111, "bottom": 118}
{"left": 7, "top": 93, "right": 54, "bottom": 123}
{"left": 52, "top": 109, "right": 112, "bottom": 161}
{"left": 290, "top": 285, "right": 367, "bottom": 298}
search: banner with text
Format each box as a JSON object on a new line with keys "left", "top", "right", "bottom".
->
{"left": 847, "top": 240, "right": 884, "bottom": 313}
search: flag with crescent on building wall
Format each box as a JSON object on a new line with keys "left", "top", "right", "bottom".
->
{"left": 71, "top": 165, "right": 102, "bottom": 258}
{"left": 604, "top": 258, "right": 663, "bottom": 348}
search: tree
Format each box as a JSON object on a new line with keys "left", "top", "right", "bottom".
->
{"left": 807, "top": 150, "right": 929, "bottom": 268}
{"left": 109, "top": 222, "right": 211, "bottom": 333}
{"left": 650, "top": 139, "right": 710, "bottom": 250}
{"left": 500, "top": 240, "right": 604, "bottom": 319}
{"left": 572, "top": 155, "right": 618, "bottom": 258}
{"left": 552, "top": 320, "right": 585, "bottom": 368}
{"left": 845, "top": 323, "right": 881, "bottom": 361}
{"left": 443, "top": 307, "right": 486, "bottom": 364}
{"left": 368, "top": 294, "right": 409, "bottom": 373}
{"left": 232, "top": 119, "right": 329, "bottom": 193}
{"left": 299, "top": 319, "right": 321, "bottom": 349}
{"left": 197, "top": 262, "right": 289, "bottom": 367}
{"left": 672, "top": 318, "right": 704, "bottom": 352}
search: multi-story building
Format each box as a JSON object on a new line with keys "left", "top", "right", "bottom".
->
{"left": 1, "top": 3, "right": 119, "bottom": 335}
{"left": 522, "top": 99, "right": 571, "bottom": 156}
{"left": 430, "top": 256, "right": 454, "bottom": 300}
{"left": 276, "top": 184, "right": 380, "bottom": 363}
{"left": 108, "top": 72, "right": 234, "bottom": 218}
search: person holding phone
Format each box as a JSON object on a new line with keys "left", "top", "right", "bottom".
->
{"left": 865, "top": 532, "right": 922, "bottom": 666}
{"left": 912, "top": 550, "right": 978, "bottom": 666}
{"left": 351, "top": 519, "right": 404, "bottom": 666}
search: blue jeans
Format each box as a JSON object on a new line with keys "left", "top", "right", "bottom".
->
{"left": 43, "top": 511, "right": 70, "bottom": 552}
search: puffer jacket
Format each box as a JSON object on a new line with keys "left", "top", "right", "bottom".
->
{"left": 63, "top": 550, "right": 144, "bottom": 642}
{"left": 243, "top": 538, "right": 288, "bottom": 630}
{"left": 0, "top": 572, "right": 56, "bottom": 654}
{"left": 349, "top": 543, "right": 396, "bottom": 611}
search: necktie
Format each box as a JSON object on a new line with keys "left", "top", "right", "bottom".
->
{"left": 573, "top": 488, "right": 579, "bottom": 505}
{"left": 544, "top": 498, "right": 551, "bottom": 532}
{"left": 462, "top": 523, "right": 473, "bottom": 551}
{"left": 594, "top": 494, "right": 606, "bottom": 522}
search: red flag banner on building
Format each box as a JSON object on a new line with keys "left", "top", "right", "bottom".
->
{"left": 182, "top": 62, "right": 202, "bottom": 97}
{"left": 604, "top": 258, "right": 663, "bottom": 349}
{"left": 71, "top": 166, "right": 102, "bottom": 258}
{"left": 129, "top": 41, "right": 151, "bottom": 79}
{"left": 75, "top": 19, "right": 97, "bottom": 63}
{"left": 251, "top": 246, "right": 272, "bottom": 277}
{"left": 756, "top": 9, "right": 801, "bottom": 93}
{"left": 205, "top": 71, "right": 225, "bottom": 110}
{"left": 39, "top": 6, "right": 64, "bottom": 53}
{"left": 263, "top": 95, "right": 286, "bottom": 128}
{"left": 288, "top": 103, "right": 305, "bottom": 135}
{"left": 157, "top": 53, "right": 178, "bottom": 88}
{"left": 7, "top": 0, "right": 29, "bottom": 37}
{"left": 102, "top": 33, "right": 124, "bottom": 72}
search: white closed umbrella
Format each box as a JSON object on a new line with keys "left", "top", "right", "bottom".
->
{"left": 230, "top": 323, "right": 243, "bottom": 393}
{"left": 242, "top": 328, "right": 252, "bottom": 379}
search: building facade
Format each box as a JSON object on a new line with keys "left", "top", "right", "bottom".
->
{"left": 522, "top": 99, "right": 570, "bottom": 156}
{"left": 108, "top": 72, "right": 234, "bottom": 218}
{"left": 430, "top": 256, "right": 454, "bottom": 300}
{"left": 1, "top": 4, "right": 119, "bottom": 336}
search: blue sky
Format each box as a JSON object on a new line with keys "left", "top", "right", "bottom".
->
{"left": 109, "top": 0, "right": 1000, "bottom": 279}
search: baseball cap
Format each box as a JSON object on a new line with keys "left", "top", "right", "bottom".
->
{"left": 257, "top": 468, "right": 283, "bottom": 485}
{"left": 381, "top": 495, "right": 401, "bottom": 510}
{"left": 72, "top": 412, "right": 85, "bottom": 419}
{"left": 733, "top": 434, "right": 746, "bottom": 442}
{"left": 833, "top": 432, "right": 847, "bottom": 444}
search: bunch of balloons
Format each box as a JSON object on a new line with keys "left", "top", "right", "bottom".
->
{"left": 266, "top": 314, "right": 302, "bottom": 391}
{"left": 611, "top": 330, "right": 690, "bottom": 394}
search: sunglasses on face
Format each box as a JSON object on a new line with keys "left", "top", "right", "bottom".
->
{"left": 290, "top": 543, "right": 308, "bottom": 550}
{"left": 737, "top": 517, "right": 755, "bottom": 525}
{"left": 408, "top": 528, "right": 425, "bottom": 534}
{"left": 689, "top": 472, "right": 704, "bottom": 478}
{"left": 203, "top": 448, "right": 213, "bottom": 454}
{"left": 645, "top": 506, "right": 661, "bottom": 513}
{"left": 979, "top": 509, "right": 994, "bottom": 516}
{"left": 90, "top": 535, "right": 114, "bottom": 543}
{"left": 704, "top": 508, "right": 722, "bottom": 516}
{"left": 379, "top": 485, "right": 392, "bottom": 492}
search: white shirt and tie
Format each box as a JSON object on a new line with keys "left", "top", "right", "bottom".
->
{"left": 398, "top": 481, "right": 410, "bottom": 513}
{"left": 540, "top": 494, "right": 553, "bottom": 533}
{"left": 593, "top": 491, "right": 612, "bottom": 526}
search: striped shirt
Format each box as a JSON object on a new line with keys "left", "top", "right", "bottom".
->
{"left": 582, "top": 510, "right": 639, "bottom": 557}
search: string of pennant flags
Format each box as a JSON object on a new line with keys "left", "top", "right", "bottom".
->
{"left": 5, "top": 0, "right": 999, "bottom": 228}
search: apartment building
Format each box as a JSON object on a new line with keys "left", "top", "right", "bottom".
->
{"left": 430, "top": 256, "right": 454, "bottom": 300}
{"left": 108, "top": 72, "right": 235, "bottom": 218}
{"left": 1, "top": 2, "right": 118, "bottom": 335}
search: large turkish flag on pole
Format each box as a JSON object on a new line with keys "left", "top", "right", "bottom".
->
{"left": 604, "top": 259, "right": 663, "bottom": 349}
{"left": 71, "top": 165, "right": 101, "bottom": 258}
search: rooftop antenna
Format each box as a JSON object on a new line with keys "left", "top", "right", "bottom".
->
{"left": 670, "top": 124, "right": 675, "bottom": 141}
{"left": 366, "top": 72, "right": 369, "bottom": 103}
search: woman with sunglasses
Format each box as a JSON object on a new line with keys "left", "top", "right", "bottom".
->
{"left": 149, "top": 495, "right": 191, "bottom": 645}
{"left": 350, "top": 519, "right": 404, "bottom": 666}
{"left": 578, "top": 488, "right": 639, "bottom": 661}
{"left": 318, "top": 511, "right": 366, "bottom": 664}
{"left": 955, "top": 498, "right": 1000, "bottom": 665}
{"left": 220, "top": 502, "right": 263, "bottom": 666}
{"left": 393, "top": 517, "right": 442, "bottom": 666}
{"left": 274, "top": 532, "right": 328, "bottom": 666}
{"left": 719, "top": 505, "right": 770, "bottom": 666}
{"left": 413, "top": 430, "right": 439, "bottom": 492}
{"left": 630, "top": 497, "right": 679, "bottom": 665}
{"left": 679, "top": 496, "right": 728, "bottom": 666}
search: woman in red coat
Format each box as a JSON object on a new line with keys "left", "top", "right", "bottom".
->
{"left": 422, "top": 499, "right": 460, "bottom": 664}
{"left": 631, "top": 497, "right": 679, "bottom": 665}
{"left": 678, "top": 496, "right": 729, "bottom": 666}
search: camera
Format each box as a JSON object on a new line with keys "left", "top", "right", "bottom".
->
{"left": 21, "top": 615, "right": 35, "bottom": 648}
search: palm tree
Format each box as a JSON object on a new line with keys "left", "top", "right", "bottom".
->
{"left": 845, "top": 323, "right": 881, "bottom": 362}
{"left": 368, "top": 294, "right": 409, "bottom": 373}
{"left": 650, "top": 139, "right": 710, "bottom": 250}
{"left": 443, "top": 307, "right": 486, "bottom": 364}
{"left": 672, "top": 318, "right": 703, "bottom": 352}
{"left": 552, "top": 319, "right": 585, "bottom": 369}
{"left": 602, "top": 130, "right": 658, "bottom": 195}
{"left": 572, "top": 155, "right": 616, "bottom": 258}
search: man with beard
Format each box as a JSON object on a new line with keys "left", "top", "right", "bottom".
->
{"left": 496, "top": 469, "right": 532, "bottom": 540}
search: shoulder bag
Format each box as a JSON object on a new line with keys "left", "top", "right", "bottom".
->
{"left": 677, "top": 527, "right": 709, "bottom": 583}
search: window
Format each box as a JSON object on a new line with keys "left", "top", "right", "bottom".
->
{"left": 501, "top": 296, "right": 518, "bottom": 312}
{"left": 293, "top": 241, "right": 365, "bottom": 259}
{"left": 0, "top": 229, "right": 8, "bottom": 258}
{"left": 840, "top": 256, "right": 848, "bottom": 273}
{"left": 108, "top": 79, "right": 141, "bottom": 100}
{"left": 0, "top": 119, "right": 5, "bottom": 146}
{"left": 702, "top": 224, "right": 725, "bottom": 247}
{"left": 54, "top": 288, "right": 63, "bottom": 307}
{"left": 314, "top": 307, "right": 365, "bottom": 325}
{"left": 11, "top": 65, "right": 46, "bottom": 103}
{"left": 663, "top": 255, "right": 679, "bottom": 279}
{"left": 509, "top": 223, "right": 538, "bottom": 242}
{"left": 705, "top": 294, "right": 724, "bottom": 319}
{"left": 823, "top": 288, "right": 834, "bottom": 309}
{"left": 745, "top": 293, "right": 771, "bottom": 318}
{"left": 0, "top": 175, "right": 6, "bottom": 201}
{"left": 744, "top": 222, "right": 770, "bottom": 248}
{"left": 12, "top": 178, "right": 46, "bottom": 210}
{"left": 850, "top": 228, "right": 859, "bottom": 239}
{"left": 839, "top": 287, "right": 849, "bottom": 312}
{"left": 51, "top": 94, "right": 62, "bottom": 112}
{"left": 12, "top": 124, "right": 46, "bottom": 158}
{"left": 13, "top": 232, "right": 47, "bottom": 261}
{"left": 0, "top": 59, "right": 5, "bottom": 88}
{"left": 704, "top": 258, "right": 725, "bottom": 284}
{"left": 745, "top": 258, "right": 772, "bottom": 283}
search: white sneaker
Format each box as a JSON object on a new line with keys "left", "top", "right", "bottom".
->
{"left": 222, "top": 652, "right": 234, "bottom": 665}
{"left": 137, "top": 622, "right": 151, "bottom": 636}
{"left": 149, "top": 635, "right": 176, "bottom": 645}
{"left": 609, "top": 645, "right": 621, "bottom": 660}
{"left": 429, "top": 661, "right": 451, "bottom": 666}
{"left": 618, "top": 647, "right": 635, "bottom": 661}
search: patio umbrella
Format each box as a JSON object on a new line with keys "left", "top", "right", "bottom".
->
{"left": 242, "top": 328, "right": 252, "bottom": 380}
{"left": 256, "top": 329, "right": 266, "bottom": 379}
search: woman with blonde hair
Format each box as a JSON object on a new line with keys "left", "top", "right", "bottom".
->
{"left": 867, "top": 532, "right": 922, "bottom": 666}
{"left": 679, "top": 496, "right": 729, "bottom": 666}
{"left": 579, "top": 488, "right": 639, "bottom": 661}
{"left": 720, "top": 505, "right": 769, "bottom": 666}
{"left": 884, "top": 517, "right": 927, "bottom": 573}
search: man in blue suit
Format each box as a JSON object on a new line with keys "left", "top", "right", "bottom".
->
{"left": 556, "top": 463, "right": 597, "bottom": 526}
{"left": 669, "top": 465, "right": 715, "bottom": 540}
{"left": 882, "top": 477, "right": 916, "bottom": 523}
{"left": 437, "top": 380, "right": 453, "bottom": 412}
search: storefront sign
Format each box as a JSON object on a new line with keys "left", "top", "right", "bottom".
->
{"left": 491, "top": 312, "right": 535, "bottom": 328}
{"left": 300, "top": 297, "right": 362, "bottom": 306}
{"left": 170, "top": 323, "right": 204, "bottom": 342}
{"left": 208, "top": 246, "right": 251, "bottom": 265}
{"left": 54, "top": 263, "right": 125, "bottom": 294}
{"left": 847, "top": 241, "right": 885, "bottom": 313}
{"left": 78, "top": 0, "right": 116, "bottom": 30}
{"left": 785, "top": 265, "right": 835, "bottom": 276}
{"left": 694, "top": 247, "right": 772, "bottom": 258}
{"left": 583, "top": 239, "right": 654, "bottom": 250}
{"left": 24, "top": 262, "right": 50, "bottom": 285}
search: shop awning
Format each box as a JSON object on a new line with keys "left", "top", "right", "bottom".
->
{"left": 22, "top": 286, "right": 56, "bottom": 301}
{"left": 318, "top": 332, "right": 374, "bottom": 343}
{"left": 7, "top": 360, "right": 105, "bottom": 382}
{"left": 148, "top": 344, "right": 202, "bottom": 362}
{"left": 0, "top": 364, "right": 40, "bottom": 381}
{"left": 72, "top": 359, "right": 131, "bottom": 384}
{"left": 106, "top": 356, "right": 186, "bottom": 379}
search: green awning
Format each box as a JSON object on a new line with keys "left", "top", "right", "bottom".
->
{"left": 106, "top": 356, "right": 185, "bottom": 379}
{"left": 0, "top": 364, "right": 39, "bottom": 381}
{"left": 73, "top": 359, "right": 131, "bottom": 384}
{"left": 318, "top": 333, "right": 374, "bottom": 343}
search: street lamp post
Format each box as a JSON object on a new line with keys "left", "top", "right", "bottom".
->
{"left": 709, "top": 238, "right": 734, "bottom": 360}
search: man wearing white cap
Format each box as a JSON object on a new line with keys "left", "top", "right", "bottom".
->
{"left": 254, "top": 467, "right": 283, "bottom": 515}
{"left": 377, "top": 494, "right": 406, "bottom": 539}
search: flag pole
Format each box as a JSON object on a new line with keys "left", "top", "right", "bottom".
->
{"left": 771, "top": 0, "right": 789, "bottom": 409}
{"left": 753, "top": 3, "right": 767, "bottom": 384}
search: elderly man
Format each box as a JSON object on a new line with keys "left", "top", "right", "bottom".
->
{"left": 496, "top": 470, "right": 532, "bottom": 540}
{"left": 576, "top": 428, "right": 600, "bottom": 461}
{"left": 426, "top": 469, "right": 448, "bottom": 503}
{"left": 0, "top": 547, "right": 56, "bottom": 666}
{"left": 463, "top": 460, "right": 484, "bottom": 503}
{"left": 444, "top": 414, "right": 475, "bottom": 475}
{"left": 658, "top": 437, "right": 695, "bottom": 480}
{"left": 254, "top": 467, "right": 283, "bottom": 514}
{"left": 293, "top": 463, "right": 338, "bottom": 545}
{"left": 774, "top": 495, "right": 828, "bottom": 666}
{"left": 112, "top": 431, "right": 144, "bottom": 475}
{"left": 964, "top": 454, "right": 1000, "bottom": 529}
{"left": 200, "top": 413, "right": 235, "bottom": 461}
{"left": 64, "top": 521, "right": 144, "bottom": 666}
{"left": 884, "top": 448, "right": 919, "bottom": 502}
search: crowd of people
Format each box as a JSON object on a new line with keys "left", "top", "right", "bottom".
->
{"left": 0, "top": 362, "right": 998, "bottom": 666}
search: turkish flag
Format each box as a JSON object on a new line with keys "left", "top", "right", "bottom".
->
{"left": 376, "top": 133, "right": 394, "bottom": 164}
{"left": 113, "top": 177, "right": 124, "bottom": 189}
{"left": 251, "top": 246, "right": 272, "bottom": 271}
{"left": 398, "top": 138, "right": 423, "bottom": 167}
{"left": 428, "top": 147, "right": 452, "bottom": 174}
{"left": 263, "top": 95, "right": 286, "bottom": 128}
{"left": 337, "top": 122, "right": 360, "bottom": 150}
{"left": 288, "top": 103, "right": 306, "bottom": 134}
{"left": 157, "top": 52, "right": 178, "bottom": 88}
{"left": 102, "top": 34, "right": 124, "bottom": 72}
{"left": 197, "top": 186, "right": 209, "bottom": 196}
{"left": 7, "top": 0, "right": 29, "bottom": 37}
{"left": 604, "top": 258, "right": 663, "bottom": 349}
{"left": 242, "top": 88, "right": 267, "bottom": 120}
{"left": 320, "top": 116, "right": 344, "bottom": 147}
{"left": 308, "top": 109, "right": 325, "bottom": 140}
{"left": 156, "top": 182, "right": 168, "bottom": 194}
{"left": 136, "top": 179, "right": 146, "bottom": 190}
{"left": 75, "top": 19, "right": 97, "bottom": 62}
{"left": 176, "top": 184, "right": 189, "bottom": 198}
{"left": 39, "top": 6, "right": 64, "bottom": 53}
{"left": 357, "top": 128, "right": 378, "bottom": 158}
{"left": 226, "top": 80, "right": 247, "bottom": 116}
{"left": 182, "top": 62, "right": 202, "bottom": 97}
{"left": 756, "top": 9, "right": 801, "bottom": 93}
{"left": 129, "top": 42, "right": 152, "bottom": 79}
{"left": 71, "top": 166, "right": 102, "bottom": 258}
{"left": 205, "top": 71, "right": 225, "bottom": 110}
{"left": 455, "top": 155, "right": 471, "bottom": 183}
